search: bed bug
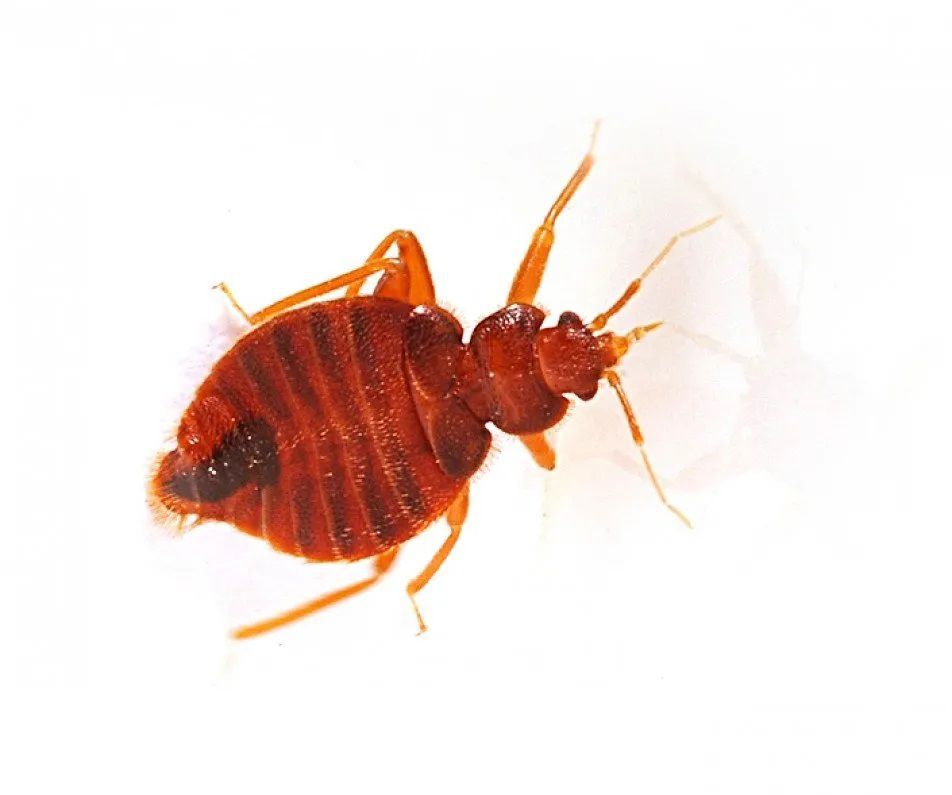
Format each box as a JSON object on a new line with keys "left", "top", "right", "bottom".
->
{"left": 150, "top": 127, "right": 719, "bottom": 639}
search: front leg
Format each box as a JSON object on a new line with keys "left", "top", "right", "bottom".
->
{"left": 507, "top": 124, "right": 599, "bottom": 305}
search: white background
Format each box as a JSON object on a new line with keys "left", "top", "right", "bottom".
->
{"left": 3, "top": 1, "right": 951, "bottom": 792}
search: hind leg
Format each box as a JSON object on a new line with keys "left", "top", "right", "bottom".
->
{"left": 344, "top": 229, "right": 435, "bottom": 304}
{"left": 216, "top": 256, "right": 403, "bottom": 325}
{"left": 232, "top": 547, "right": 400, "bottom": 640}
{"left": 216, "top": 229, "right": 437, "bottom": 325}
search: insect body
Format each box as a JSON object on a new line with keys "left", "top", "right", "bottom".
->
{"left": 151, "top": 130, "right": 719, "bottom": 639}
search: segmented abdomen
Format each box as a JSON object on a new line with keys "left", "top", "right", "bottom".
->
{"left": 164, "top": 297, "right": 468, "bottom": 562}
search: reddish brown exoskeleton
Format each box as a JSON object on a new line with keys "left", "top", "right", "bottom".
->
{"left": 150, "top": 128, "right": 719, "bottom": 639}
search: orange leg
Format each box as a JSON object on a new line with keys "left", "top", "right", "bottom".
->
{"left": 344, "top": 229, "right": 435, "bottom": 305}
{"left": 215, "top": 257, "right": 403, "bottom": 325}
{"left": 215, "top": 229, "right": 437, "bottom": 326}
{"left": 231, "top": 547, "right": 399, "bottom": 640}
{"left": 407, "top": 484, "right": 470, "bottom": 634}
{"left": 507, "top": 123, "right": 599, "bottom": 305}
{"left": 519, "top": 431, "right": 556, "bottom": 470}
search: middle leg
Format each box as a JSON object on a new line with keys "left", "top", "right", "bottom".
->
{"left": 519, "top": 431, "right": 556, "bottom": 470}
{"left": 407, "top": 484, "right": 470, "bottom": 634}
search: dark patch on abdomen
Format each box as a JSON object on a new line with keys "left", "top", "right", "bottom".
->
{"left": 166, "top": 418, "right": 279, "bottom": 503}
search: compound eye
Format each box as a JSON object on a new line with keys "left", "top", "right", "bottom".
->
{"left": 557, "top": 311, "right": 584, "bottom": 328}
